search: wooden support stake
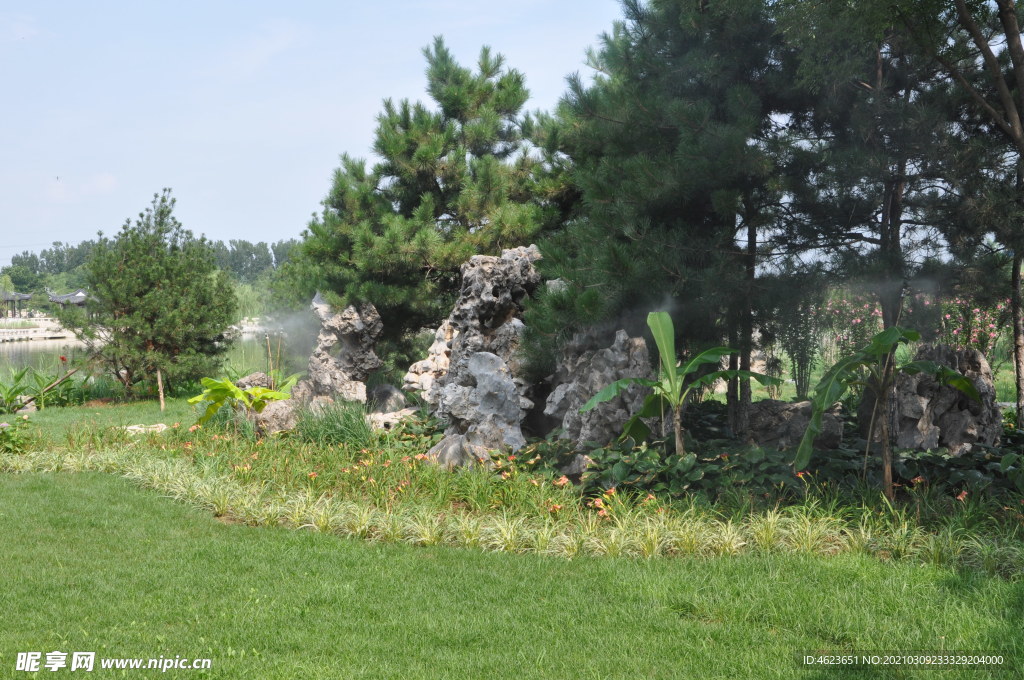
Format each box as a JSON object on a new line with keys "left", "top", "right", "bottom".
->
{"left": 157, "top": 368, "right": 166, "bottom": 412}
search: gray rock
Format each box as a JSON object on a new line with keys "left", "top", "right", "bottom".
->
{"left": 886, "top": 344, "right": 1001, "bottom": 455}
{"left": 545, "top": 278, "right": 568, "bottom": 294}
{"left": 405, "top": 247, "right": 542, "bottom": 403}
{"left": 561, "top": 454, "right": 593, "bottom": 479}
{"left": 427, "top": 433, "right": 492, "bottom": 468}
{"left": 402, "top": 320, "right": 456, "bottom": 398}
{"left": 544, "top": 329, "right": 654, "bottom": 448}
{"left": 405, "top": 246, "right": 543, "bottom": 464}
{"left": 367, "top": 384, "right": 407, "bottom": 414}
{"left": 235, "top": 372, "right": 272, "bottom": 390}
{"left": 439, "top": 352, "right": 527, "bottom": 451}
{"left": 748, "top": 399, "right": 843, "bottom": 450}
{"left": 292, "top": 294, "right": 383, "bottom": 404}
{"left": 253, "top": 400, "right": 298, "bottom": 436}
{"left": 307, "top": 395, "right": 335, "bottom": 416}
{"left": 15, "top": 396, "right": 37, "bottom": 414}
{"left": 367, "top": 407, "right": 418, "bottom": 431}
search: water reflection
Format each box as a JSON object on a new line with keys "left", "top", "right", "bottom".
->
{"left": 0, "top": 338, "right": 88, "bottom": 374}
{"left": 0, "top": 336, "right": 308, "bottom": 377}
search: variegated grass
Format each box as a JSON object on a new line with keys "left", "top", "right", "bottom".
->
{"left": 3, "top": 432, "right": 1023, "bottom": 576}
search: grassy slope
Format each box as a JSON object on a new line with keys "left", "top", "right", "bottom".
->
{"left": 1, "top": 473, "right": 1021, "bottom": 679}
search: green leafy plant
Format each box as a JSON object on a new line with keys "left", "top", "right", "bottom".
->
{"left": 796, "top": 326, "right": 981, "bottom": 500}
{"left": 188, "top": 376, "right": 295, "bottom": 425}
{"left": 26, "top": 369, "right": 54, "bottom": 410}
{"left": 0, "top": 414, "right": 31, "bottom": 453}
{"left": 896, "top": 447, "right": 1024, "bottom": 496}
{"left": 581, "top": 311, "right": 780, "bottom": 455}
{"left": 0, "top": 368, "right": 31, "bottom": 414}
{"left": 583, "top": 438, "right": 706, "bottom": 497}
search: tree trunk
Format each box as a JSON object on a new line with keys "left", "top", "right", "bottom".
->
{"left": 156, "top": 368, "right": 166, "bottom": 412}
{"left": 877, "top": 355, "right": 897, "bottom": 501}
{"left": 1013, "top": 250, "right": 1024, "bottom": 428}
{"left": 726, "top": 326, "right": 739, "bottom": 434}
{"left": 879, "top": 389, "right": 894, "bottom": 501}
{"left": 673, "top": 405, "right": 685, "bottom": 456}
{"left": 737, "top": 218, "right": 756, "bottom": 439}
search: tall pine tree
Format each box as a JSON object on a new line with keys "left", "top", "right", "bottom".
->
{"left": 894, "top": 0, "right": 1024, "bottom": 424}
{"left": 526, "top": 0, "right": 791, "bottom": 433}
{"left": 776, "top": 0, "right": 956, "bottom": 329}
{"left": 283, "top": 38, "right": 554, "bottom": 348}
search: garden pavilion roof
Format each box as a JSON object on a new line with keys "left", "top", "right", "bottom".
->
{"left": 48, "top": 289, "right": 89, "bottom": 305}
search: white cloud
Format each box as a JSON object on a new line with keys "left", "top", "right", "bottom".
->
{"left": 45, "top": 172, "right": 118, "bottom": 204}
{"left": 208, "top": 20, "right": 301, "bottom": 81}
{"left": 0, "top": 14, "right": 39, "bottom": 43}
{"left": 83, "top": 172, "right": 118, "bottom": 196}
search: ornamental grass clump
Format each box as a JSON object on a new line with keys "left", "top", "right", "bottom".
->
{"left": 294, "top": 400, "right": 375, "bottom": 449}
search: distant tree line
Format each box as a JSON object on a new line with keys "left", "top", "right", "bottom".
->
{"left": 1, "top": 236, "right": 298, "bottom": 303}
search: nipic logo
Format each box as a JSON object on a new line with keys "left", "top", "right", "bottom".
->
{"left": 14, "top": 651, "right": 210, "bottom": 672}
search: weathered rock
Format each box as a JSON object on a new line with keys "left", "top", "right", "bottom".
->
{"left": 561, "top": 453, "right": 593, "bottom": 479}
{"left": 545, "top": 278, "right": 568, "bottom": 294}
{"left": 252, "top": 400, "right": 298, "bottom": 435}
{"left": 15, "top": 396, "right": 37, "bottom": 414}
{"left": 122, "top": 423, "right": 169, "bottom": 436}
{"left": 307, "top": 395, "right": 335, "bottom": 416}
{"left": 426, "top": 433, "right": 492, "bottom": 468}
{"left": 405, "top": 247, "right": 541, "bottom": 400}
{"left": 448, "top": 245, "right": 542, "bottom": 334}
{"left": 544, "top": 330, "right": 654, "bottom": 449}
{"left": 747, "top": 399, "right": 843, "bottom": 450}
{"left": 367, "top": 407, "right": 418, "bottom": 431}
{"left": 235, "top": 372, "right": 272, "bottom": 390}
{"left": 439, "top": 352, "right": 527, "bottom": 451}
{"left": 292, "top": 294, "right": 383, "bottom": 404}
{"left": 367, "top": 384, "right": 407, "bottom": 414}
{"left": 402, "top": 320, "right": 456, "bottom": 397}
{"left": 406, "top": 246, "right": 543, "bottom": 463}
{"left": 887, "top": 344, "right": 1001, "bottom": 455}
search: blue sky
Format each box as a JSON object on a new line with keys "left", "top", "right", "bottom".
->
{"left": 0, "top": 1, "right": 623, "bottom": 268}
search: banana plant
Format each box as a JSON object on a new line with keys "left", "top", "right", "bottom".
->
{"left": 188, "top": 377, "right": 294, "bottom": 426}
{"left": 0, "top": 368, "right": 31, "bottom": 414}
{"left": 581, "top": 311, "right": 780, "bottom": 456}
{"left": 26, "top": 369, "right": 55, "bottom": 410}
{"left": 796, "top": 326, "right": 980, "bottom": 500}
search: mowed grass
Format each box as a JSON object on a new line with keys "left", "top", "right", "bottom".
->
{"left": 1, "top": 473, "right": 1021, "bottom": 679}
{"left": 24, "top": 397, "right": 196, "bottom": 441}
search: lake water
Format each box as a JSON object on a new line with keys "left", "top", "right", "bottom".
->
{"left": 0, "top": 335, "right": 309, "bottom": 379}
{"left": 0, "top": 338, "right": 88, "bottom": 376}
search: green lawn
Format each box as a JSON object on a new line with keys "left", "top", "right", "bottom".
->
{"left": 1, "top": 472, "right": 1020, "bottom": 679}
{"left": 25, "top": 397, "right": 196, "bottom": 440}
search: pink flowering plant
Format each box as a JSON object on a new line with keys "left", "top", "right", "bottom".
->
{"left": 938, "top": 297, "right": 1010, "bottom": 358}
{"left": 819, "top": 290, "right": 884, "bottom": 365}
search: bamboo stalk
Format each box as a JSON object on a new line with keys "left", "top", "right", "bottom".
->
{"left": 266, "top": 333, "right": 274, "bottom": 388}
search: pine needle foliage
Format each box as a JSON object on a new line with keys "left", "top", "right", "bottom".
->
{"left": 58, "top": 190, "right": 236, "bottom": 395}
{"left": 284, "top": 37, "right": 557, "bottom": 345}
{"left": 525, "top": 0, "right": 790, "bottom": 363}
